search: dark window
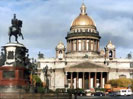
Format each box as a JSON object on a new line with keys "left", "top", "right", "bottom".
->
{"left": 59, "top": 50, "right": 62, "bottom": 54}
{"left": 38, "top": 62, "right": 40, "bottom": 68}
{"left": 109, "top": 50, "right": 113, "bottom": 57}
{"left": 3, "top": 71, "right": 15, "bottom": 79}
{"left": 7, "top": 51, "right": 14, "bottom": 59}
{"left": 130, "top": 73, "right": 133, "bottom": 79}
{"left": 130, "top": 62, "right": 133, "bottom": 68}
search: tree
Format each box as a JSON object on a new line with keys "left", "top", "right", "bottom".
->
{"left": 32, "top": 75, "right": 42, "bottom": 87}
{"left": 108, "top": 79, "right": 118, "bottom": 87}
{"left": 117, "top": 78, "right": 132, "bottom": 87}
{"left": 108, "top": 78, "right": 132, "bottom": 88}
{"left": 130, "top": 79, "right": 133, "bottom": 91}
{"left": 32, "top": 75, "right": 45, "bottom": 93}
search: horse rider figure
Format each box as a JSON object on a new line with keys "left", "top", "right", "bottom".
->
{"left": 9, "top": 14, "right": 24, "bottom": 43}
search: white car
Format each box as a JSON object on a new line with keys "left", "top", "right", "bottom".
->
{"left": 116, "top": 89, "right": 132, "bottom": 96}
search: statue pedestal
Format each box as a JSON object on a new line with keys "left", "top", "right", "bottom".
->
{"left": 0, "top": 42, "right": 30, "bottom": 93}
{"left": 0, "top": 66, "right": 29, "bottom": 92}
{"left": 3, "top": 43, "right": 28, "bottom": 67}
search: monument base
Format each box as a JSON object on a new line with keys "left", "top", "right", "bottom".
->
{"left": 0, "top": 66, "right": 29, "bottom": 93}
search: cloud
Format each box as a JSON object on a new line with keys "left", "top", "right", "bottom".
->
{"left": 0, "top": 0, "right": 133, "bottom": 58}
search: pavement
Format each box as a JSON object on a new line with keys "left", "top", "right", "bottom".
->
{"left": 77, "top": 96, "right": 133, "bottom": 99}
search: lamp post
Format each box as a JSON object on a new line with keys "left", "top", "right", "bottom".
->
{"left": 43, "top": 65, "right": 48, "bottom": 93}
{"left": 64, "top": 71, "right": 68, "bottom": 92}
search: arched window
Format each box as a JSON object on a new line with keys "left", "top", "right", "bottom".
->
{"left": 59, "top": 50, "right": 62, "bottom": 54}
{"left": 109, "top": 50, "right": 113, "bottom": 57}
{"left": 58, "top": 50, "right": 63, "bottom": 59}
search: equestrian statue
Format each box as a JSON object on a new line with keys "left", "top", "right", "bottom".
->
{"left": 9, "top": 14, "right": 24, "bottom": 43}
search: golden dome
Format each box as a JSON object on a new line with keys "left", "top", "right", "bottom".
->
{"left": 71, "top": 3, "right": 96, "bottom": 28}
{"left": 71, "top": 15, "right": 95, "bottom": 27}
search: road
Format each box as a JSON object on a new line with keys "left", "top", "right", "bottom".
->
{"left": 77, "top": 96, "right": 133, "bottom": 99}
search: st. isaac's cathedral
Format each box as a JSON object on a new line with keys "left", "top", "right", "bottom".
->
{"left": 37, "top": 3, "right": 133, "bottom": 90}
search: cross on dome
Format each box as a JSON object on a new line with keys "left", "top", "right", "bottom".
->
{"left": 80, "top": 3, "right": 87, "bottom": 15}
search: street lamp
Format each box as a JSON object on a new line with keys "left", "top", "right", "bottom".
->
{"left": 64, "top": 71, "right": 68, "bottom": 92}
{"left": 43, "top": 65, "right": 49, "bottom": 93}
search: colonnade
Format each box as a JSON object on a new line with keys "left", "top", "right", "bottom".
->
{"left": 67, "top": 39, "right": 99, "bottom": 52}
{"left": 66, "top": 72, "right": 108, "bottom": 89}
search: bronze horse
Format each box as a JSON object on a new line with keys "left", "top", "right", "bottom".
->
{"left": 8, "top": 14, "right": 24, "bottom": 43}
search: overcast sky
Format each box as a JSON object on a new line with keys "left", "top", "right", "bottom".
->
{"left": 0, "top": 0, "right": 133, "bottom": 58}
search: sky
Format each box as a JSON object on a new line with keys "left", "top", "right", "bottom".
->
{"left": 0, "top": 0, "right": 133, "bottom": 59}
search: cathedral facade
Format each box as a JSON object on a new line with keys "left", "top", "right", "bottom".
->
{"left": 37, "top": 3, "right": 133, "bottom": 90}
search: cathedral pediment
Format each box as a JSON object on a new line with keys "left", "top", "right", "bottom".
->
{"left": 65, "top": 61, "right": 109, "bottom": 72}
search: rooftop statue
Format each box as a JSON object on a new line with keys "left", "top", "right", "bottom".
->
{"left": 9, "top": 14, "right": 24, "bottom": 43}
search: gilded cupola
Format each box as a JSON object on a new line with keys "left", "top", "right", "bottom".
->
{"left": 70, "top": 3, "right": 97, "bottom": 33}
{"left": 66, "top": 3, "right": 101, "bottom": 58}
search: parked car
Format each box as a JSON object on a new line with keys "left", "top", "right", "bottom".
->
{"left": 116, "top": 89, "right": 132, "bottom": 96}
{"left": 91, "top": 92, "right": 105, "bottom": 96}
{"left": 108, "top": 92, "right": 118, "bottom": 96}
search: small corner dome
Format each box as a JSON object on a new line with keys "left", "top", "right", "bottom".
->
{"left": 106, "top": 41, "right": 115, "bottom": 49}
{"left": 70, "top": 3, "right": 96, "bottom": 29}
{"left": 56, "top": 41, "right": 65, "bottom": 50}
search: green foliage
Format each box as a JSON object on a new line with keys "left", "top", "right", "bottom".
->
{"left": 76, "top": 88, "right": 85, "bottom": 94}
{"left": 49, "top": 89, "right": 55, "bottom": 93}
{"left": 108, "top": 78, "right": 132, "bottom": 88}
{"left": 56, "top": 88, "right": 66, "bottom": 93}
{"left": 130, "top": 79, "right": 133, "bottom": 91}
{"left": 37, "top": 86, "right": 45, "bottom": 93}
{"left": 95, "top": 88, "right": 105, "bottom": 92}
{"left": 67, "top": 89, "right": 75, "bottom": 94}
{"left": 67, "top": 88, "right": 85, "bottom": 94}
{"left": 31, "top": 75, "right": 45, "bottom": 93}
{"left": 32, "top": 75, "right": 42, "bottom": 86}
{"left": 108, "top": 79, "right": 118, "bottom": 87}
